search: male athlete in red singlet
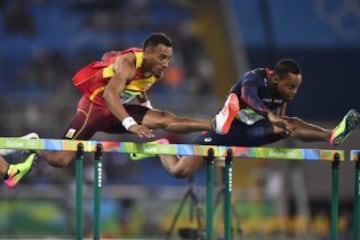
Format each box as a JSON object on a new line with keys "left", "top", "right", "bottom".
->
{"left": 1, "top": 32, "right": 238, "bottom": 188}
{"left": 39, "top": 32, "right": 237, "bottom": 167}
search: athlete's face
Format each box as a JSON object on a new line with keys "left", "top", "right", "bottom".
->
{"left": 274, "top": 72, "right": 302, "bottom": 101}
{"left": 144, "top": 44, "right": 173, "bottom": 78}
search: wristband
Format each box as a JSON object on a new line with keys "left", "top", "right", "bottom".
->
{"left": 122, "top": 117, "right": 137, "bottom": 130}
{"left": 141, "top": 100, "right": 153, "bottom": 109}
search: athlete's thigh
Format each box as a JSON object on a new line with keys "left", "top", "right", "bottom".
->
{"left": 62, "top": 111, "right": 95, "bottom": 140}
{"left": 140, "top": 108, "right": 175, "bottom": 128}
{"left": 124, "top": 104, "right": 151, "bottom": 123}
{"left": 62, "top": 97, "right": 100, "bottom": 140}
{"left": 193, "top": 119, "right": 285, "bottom": 146}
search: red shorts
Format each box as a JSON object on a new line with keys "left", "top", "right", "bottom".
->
{"left": 62, "top": 96, "right": 149, "bottom": 140}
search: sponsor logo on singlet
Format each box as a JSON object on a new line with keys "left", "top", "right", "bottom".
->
{"left": 65, "top": 128, "right": 76, "bottom": 139}
{"left": 119, "top": 91, "right": 142, "bottom": 104}
{"left": 262, "top": 98, "right": 283, "bottom": 104}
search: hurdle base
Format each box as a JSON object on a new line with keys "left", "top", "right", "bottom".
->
{"left": 178, "top": 227, "right": 205, "bottom": 240}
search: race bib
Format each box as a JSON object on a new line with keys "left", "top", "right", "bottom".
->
{"left": 119, "top": 91, "right": 141, "bottom": 103}
{"left": 238, "top": 108, "right": 265, "bottom": 125}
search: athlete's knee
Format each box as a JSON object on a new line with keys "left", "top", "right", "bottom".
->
{"left": 49, "top": 159, "right": 69, "bottom": 168}
{"left": 42, "top": 151, "right": 74, "bottom": 168}
{"left": 156, "top": 110, "right": 177, "bottom": 127}
{"left": 170, "top": 157, "right": 202, "bottom": 178}
{"left": 171, "top": 167, "right": 192, "bottom": 179}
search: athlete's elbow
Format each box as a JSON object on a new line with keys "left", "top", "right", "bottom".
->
{"left": 102, "top": 88, "right": 115, "bottom": 104}
{"left": 102, "top": 89, "right": 110, "bottom": 101}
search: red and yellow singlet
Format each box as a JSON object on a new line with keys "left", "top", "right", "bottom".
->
{"left": 72, "top": 48, "right": 157, "bottom": 107}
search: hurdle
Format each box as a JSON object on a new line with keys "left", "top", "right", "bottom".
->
{"left": 351, "top": 150, "right": 360, "bottom": 240}
{"left": 215, "top": 146, "right": 343, "bottom": 240}
{"left": 75, "top": 142, "right": 103, "bottom": 240}
{"left": 0, "top": 137, "right": 345, "bottom": 240}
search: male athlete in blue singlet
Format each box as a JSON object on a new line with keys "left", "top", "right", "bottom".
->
{"left": 134, "top": 59, "right": 360, "bottom": 178}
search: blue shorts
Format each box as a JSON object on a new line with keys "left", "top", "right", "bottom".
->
{"left": 193, "top": 119, "right": 286, "bottom": 147}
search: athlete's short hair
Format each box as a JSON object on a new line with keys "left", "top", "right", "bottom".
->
{"left": 274, "top": 58, "right": 301, "bottom": 77}
{"left": 143, "top": 32, "right": 172, "bottom": 50}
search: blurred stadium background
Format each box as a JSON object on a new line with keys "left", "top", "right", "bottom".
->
{"left": 1, "top": 0, "right": 360, "bottom": 239}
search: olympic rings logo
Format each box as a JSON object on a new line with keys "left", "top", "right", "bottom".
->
{"left": 314, "top": 0, "right": 360, "bottom": 40}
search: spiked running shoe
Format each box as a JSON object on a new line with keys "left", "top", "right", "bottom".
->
{"left": 214, "top": 93, "right": 240, "bottom": 135}
{"left": 4, "top": 152, "right": 36, "bottom": 188}
{"left": 330, "top": 109, "right": 360, "bottom": 146}
{"left": 130, "top": 138, "right": 170, "bottom": 161}
{"left": 0, "top": 132, "right": 39, "bottom": 156}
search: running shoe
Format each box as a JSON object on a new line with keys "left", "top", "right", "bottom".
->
{"left": 4, "top": 152, "right": 36, "bottom": 188}
{"left": 330, "top": 109, "right": 360, "bottom": 146}
{"left": 130, "top": 138, "right": 169, "bottom": 161}
{"left": 214, "top": 93, "right": 240, "bottom": 135}
{"left": 0, "top": 132, "right": 39, "bottom": 156}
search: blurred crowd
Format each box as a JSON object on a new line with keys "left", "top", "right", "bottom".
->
{"left": 0, "top": 0, "right": 215, "bottom": 138}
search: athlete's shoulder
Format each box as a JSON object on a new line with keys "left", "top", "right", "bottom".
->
{"left": 240, "top": 68, "right": 265, "bottom": 82}
{"left": 101, "top": 48, "right": 142, "bottom": 62}
{"left": 101, "top": 51, "right": 120, "bottom": 61}
{"left": 251, "top": 68, "right": 266, "bottom": 77}
{"left": 120, "top": 47, "right": 143, "bottom": 55}
{"left": 120, "top": 48, "right": 143, "bottom": 63}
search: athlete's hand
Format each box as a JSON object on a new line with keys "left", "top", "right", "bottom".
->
{"left": 128, "top": 124, "right": 155, "bottom": 138}
{"left": 268, "top": 112, "right": 293, "bottom": 134}
{"left": 278, "top": 120, "right": 294, "bottom": 135}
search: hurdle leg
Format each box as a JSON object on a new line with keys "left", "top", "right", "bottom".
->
{"left": 206, "top": 148, "right": 215, "bottom": 240}
{"left": 353, "top": 153, "right": 360, "bottom": 240}
{"left": 94, "top": 143, "right": 103, "bottom": 240}
{"left": 75, "top": 143, "right": 84, "bottom": 240}
{"left": 165, "top": 175, "right": 204, "bottom": 239}
{"left": 331, "top": 153, "right": 340, "bottom": 240}
{"left": 224, "top": 148, "right": 233, "bottom": 240}
{"left": 165, "top": 184, "right": 193, "bottom": 239}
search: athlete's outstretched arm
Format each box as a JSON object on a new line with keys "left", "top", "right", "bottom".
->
{"left": 241, "top": 83, "right": 292, "bottom": 132}
{"left": 241, "top": 83, "right": 270, "bottom": 114}
{"left": 103, "top": 54, "right": 154, "bottom": 138}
